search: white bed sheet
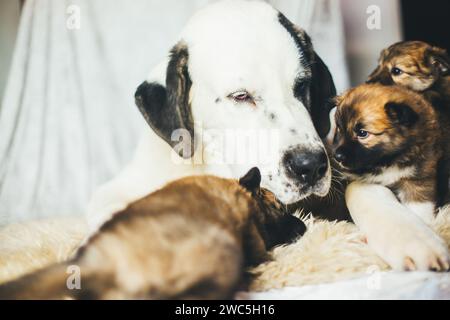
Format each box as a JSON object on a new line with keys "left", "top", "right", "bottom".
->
{"left": 244, "top": 272, "right": 450, "bottom": 300}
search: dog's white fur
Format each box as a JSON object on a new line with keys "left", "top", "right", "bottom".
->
{"left": 346, "top": 182, "right": 450, "bottom": 271}
{"left": 404, "top": 202, "right": 436, "bottom": 224}
{"left": 86, "top": 0, "right": 330, "bottom": 231}
{"left": 344, "top": 165, "right": 415, "bottom": 186}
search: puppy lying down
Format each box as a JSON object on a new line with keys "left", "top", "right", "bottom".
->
{"left": 333, "top": 84, "right": 446, "bottom": 224}
{"left": 0, "top": 168, "right": 305, "bottom": 299}
{"left": 332, "top": 83, "right": 450, "bottom": 271}
{"left": 368, "top": 40, "right": 450, "bottom": 202}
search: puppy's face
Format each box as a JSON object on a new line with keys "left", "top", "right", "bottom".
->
{"left": 239, "top": 168, "right": 306, "bottom": 248}
{"left": 368, "top": 41, "right": 450, "bottom": 91}
{"left": 332, "top": 84, "right": 437, "bottom": 181}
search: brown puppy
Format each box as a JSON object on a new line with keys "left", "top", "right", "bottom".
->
{"left": 0, "top": 168, "right": 305, "bottom": 300}
{"left": 333, "top": 84, "right": 444, "bottom": 222}
{"left": 368, "top": 41, "right": 450, "bottom": 204}
{"left": 368, "top": 41, "right": 449, "bottom": 100}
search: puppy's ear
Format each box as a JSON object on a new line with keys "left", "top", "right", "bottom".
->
{"left": 333, "top": 93, "right": 348, "bottom": 110}
{"left": 427, "top": 46, "right": 450, "bottom": 75}
{"left": 135, "top": 42, "right": 194, "bottom": 159}
{"left": 367, "top": 49, "right": 394, "bottom": 85}
{"left": 367, "top": 65, "right": 393, "bottom": 85}
{"left": 385, "top": 102, "right": 418, "bottom": 127}
{"left": 277, "top": 12, "right": 336, "bottom": 139}
{"left": 239, "top": 167, "right": 261, "bottom": 192}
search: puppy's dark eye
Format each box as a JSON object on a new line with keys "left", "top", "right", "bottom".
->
{"left": 391, "top": 67, "right": 403, "bottom": 76}
{"left": 228, "top": 91, "right": 255, "bottom": 105}
{"left": 356, "top": 129, "right": 369, "bottom": 139}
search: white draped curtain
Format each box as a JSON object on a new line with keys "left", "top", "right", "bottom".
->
{"left": 0, "top": 0, "right": 349, "bottom": 224}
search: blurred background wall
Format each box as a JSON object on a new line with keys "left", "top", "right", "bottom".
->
{"left": 3, "top": 0, "right": 450, "bottom": 100}
{"left": 0, "top": 0, "right": 405, "bottom": 109}
{"left": 0, "top": 1, "right": 20, "bottom": 103}
{"left": 0, "top": 0, "right": 406, "bottom": 103}
{"left": 341, "top": 0, "right": 402, "bottom": 86}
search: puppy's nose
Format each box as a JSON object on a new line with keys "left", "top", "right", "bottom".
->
{"left": 334, "top": 147, "right": 347, "bottom": 163}
{"left": 283, "top": 150, "right": 328, "bottom": 185}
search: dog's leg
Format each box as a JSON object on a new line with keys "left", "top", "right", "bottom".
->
{"left": 346, "top": 182, "right": 450, "bottom": 271}
{"left": 403, "top": 201, "right": 435, "bottom": 224}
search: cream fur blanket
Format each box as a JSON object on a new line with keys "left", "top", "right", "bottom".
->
{"left": 1, "top": 208, "right": 449, "bottom": 290}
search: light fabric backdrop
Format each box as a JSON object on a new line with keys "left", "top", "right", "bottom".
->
{"left": 0, "top": 0, "right": 349, "bottom": 224}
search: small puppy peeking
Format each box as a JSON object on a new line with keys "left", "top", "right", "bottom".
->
{"left": 368, "top": 41, "right": 450, "bottom": 108}
{"left": 0, "top": 168, "right": 305, "bottom": 300}
{"left": 332, "top": 84, "right": 444, "bottom": 223}
{"left": 367, "top": 41, "right": 450, "bottom": 135}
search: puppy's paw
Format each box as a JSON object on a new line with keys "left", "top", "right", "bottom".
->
{"left": 378, "top": 223, "right": 450, "bottom": 272}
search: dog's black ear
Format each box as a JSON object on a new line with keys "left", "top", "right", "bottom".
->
{"left": 239, "top": 167, "right": 261, "bottom": 192}
{"left": 427, "top": 46, "right": 450, "bottom": 75}
{"left": 309, "top": 52, "right": 337, "bottom": 138}
{"left": 135, "top": 42, "right": 194, "bottom": 159}
{"left": 385, "top": 102, "right": 418, "bottom": 127}
{"left": 277, "top": 13, "right": 336, "bottom": 139}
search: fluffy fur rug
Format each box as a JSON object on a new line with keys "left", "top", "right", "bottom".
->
{"left": 1, "top": 208, "right": 449, "bottom": 290}
{"left": 0, "top": 218, "right": 87, "bottom": 284}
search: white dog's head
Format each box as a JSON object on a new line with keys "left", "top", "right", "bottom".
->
{"left": 134, "top": 0, "right": 336, "bottom": 204}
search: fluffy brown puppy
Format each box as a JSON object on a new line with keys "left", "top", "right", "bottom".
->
{"left": 368, "top": 41, "right": 449, "bottom": 100}
{"left": 0, "top": 168, "right": 305, "bottom": 300}
{"left": 333, "top": 84, "right": 445, "bottom": 222}
{"left": 368, "top": 41, "right": 450, "bottom": 204}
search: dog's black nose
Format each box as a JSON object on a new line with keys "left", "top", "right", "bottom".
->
{"left": 283, "top": 150, "right": 328, "bottom": 186}
{"left": 334, "top": 147, "right": 347, "bottom": 163}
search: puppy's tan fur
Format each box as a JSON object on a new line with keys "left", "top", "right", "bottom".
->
{"left": 0, "top": 170, "right": 305, "bottom": 299}
{"left": 334, "top": 85, "right": 450, "bottom": 273}
{"left": 368, "top": 41, "right": 450, "bottom": 99}
{"left": 368, "top": 41, "right": 450, "bottom": 206}
{"left": 368, "top": 42, "right": 450, "bottom": 139}
{"left": 334, "top": 84, "right": 442, "bottom": 209}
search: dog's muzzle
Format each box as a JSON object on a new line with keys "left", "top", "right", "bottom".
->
{"left": 283, "top": 148, "right": 329, "bottom": 188}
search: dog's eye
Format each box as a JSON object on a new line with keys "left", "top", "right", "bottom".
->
{"left": 356, "top": 129, "right": 370, "bottom": 139}
{"left": 391, "top": 67, "right": 403, "bottom": 76}
{"left": 228, "top": 91, "right": 255, "bottom": 105}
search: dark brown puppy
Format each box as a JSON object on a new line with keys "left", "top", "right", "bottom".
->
{"left": 368, "top": 41, "right": 450, "bottom": 205}
{"left": 367, "top": 41, "right": 450, "bottom": 124}
{"left": 368, "top": 41, "right": 449, "bottom": 103}
{"left": 333, "top": 84, "right": 443, "bottom": 221}
{"left": 0, "top": 168, "right": 305, "bottom": 300}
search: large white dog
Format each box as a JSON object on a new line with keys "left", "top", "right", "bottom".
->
{"left": 87, "top": 0, "right": 449, "bottom": 272}
{"left": 87, "top": 0, "right": 335, "bottom": 229}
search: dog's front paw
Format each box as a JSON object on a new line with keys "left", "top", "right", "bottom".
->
{"left": 377, "top": 223, "right": 450, "bottom": 272}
